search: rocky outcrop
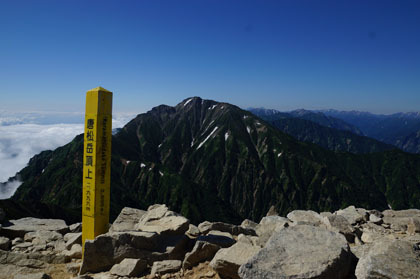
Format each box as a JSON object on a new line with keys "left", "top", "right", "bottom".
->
{"left": 0, "top": 204, "right": 419, "bottom": 279}
{"left": 239, "top": 225, "right": 352, "bottom": 279}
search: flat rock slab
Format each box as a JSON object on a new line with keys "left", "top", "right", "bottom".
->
{"left": 355, "top": 239, "right": 420, "bottom": 279}
{"left": 110, "top": 258, "right": 147, "bottom": 277}
{"left": 1, "top": 218, "right": 68, "bottom": 238}
{"left": 239, "top": 225, "right": 352, "bottom": 279}
{"left": 151, "top": 260, "right": 182, "bottom": 276}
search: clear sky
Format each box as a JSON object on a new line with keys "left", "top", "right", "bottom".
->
{"left": 1, "top": 0, "right": 419, "bottom": 114}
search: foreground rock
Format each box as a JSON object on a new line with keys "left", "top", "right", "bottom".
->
{"left": 183, "top": 241, "right": 220, "bottom": 270}
{"left": 151, "top": 260, "right": 182, "bottom": 276}
{"left": 355, "top": 239, "right": 420, "bottom": 279}
{"left": 239, "top": 225, "right": 352, "bottom": 279}
{"left": 109, "top": 207, "right": 146, "bottom": 232}
{"left": 110, "top": 258, "right": 147, "bottom": 277}
{"left": 0, "top": 218, "right": 68, "bottom": 238}
{"left": 210, "top": 236, "right": 261, "bottom": 279}
{"left": 135, "top": 204, "right": 190, "bottom": 235}
{"left": 80, "top": 205, "right": 189, "bottom": 274}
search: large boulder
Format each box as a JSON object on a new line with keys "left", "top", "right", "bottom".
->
{"left": 210, "top": 237, "right": 261, "bottom": 279}
{"left": 182, "top": 240, "right": 220, "bottom": 270}
{"left": 239, "top": 225, "right": 352, "bottom": 279}
{"left": 0, "top": 218, "right": 68, "bottom": 238}
{"left": 80, "top": 231, "right": 188, "bottom": 274}
{"left": 355, "top": 239, "right": 420, "bottom": 279}
{"left": 135, "top": 204, "right": 189, "bottom": 235}
{"left": 287, "top": 210, "right": 324, "bottom": 226}
{"left": 109, "top": 207, "right": 146, "bottom": 232}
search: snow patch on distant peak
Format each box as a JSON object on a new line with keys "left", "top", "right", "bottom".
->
{"left": 225, "top": 132, "right": 229, "bottom": 141}
{"left": 158, "top": 143, "right": 162, "bottom": 148}
{"left": 243, "top": 115, "right": 248, "bottom": 119}
{"left": 184, "top": 98, "right": 193, "bottom": 106}
{"left": 247, "top": 126, "right": 251, "bottom": 134}
{"left": 197, "top": 126, "right": 218, "bottom": 149}
{"left": 140, "top": 163, "right": 146, "bottom": 168}
{"left": 159, "top": 171, "right": 164, "bottom": 176}
{"left": 209, "top": 105, "right": 217, "bottom": 110}
{"left": 278, "top": 152, "right": 283, "bottom": 157}
{"left": 221, "top": 106, "right": 224, "bottom": 109}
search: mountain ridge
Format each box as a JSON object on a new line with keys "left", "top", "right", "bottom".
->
{"left": 5, "top": 97, "right": 420, "bottom": 225}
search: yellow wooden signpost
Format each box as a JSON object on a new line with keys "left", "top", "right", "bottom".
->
{"left": 82, "top": 87, "right": 113, "bottom": 251}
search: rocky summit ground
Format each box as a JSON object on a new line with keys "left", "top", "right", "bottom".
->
{"left": 0, "top": 205, "right": 420, "bottom": 279}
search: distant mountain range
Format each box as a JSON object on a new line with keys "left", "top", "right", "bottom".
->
{"left": 249, "top": 108, "right": 420, "bottom": 154}
{"left": 3, "top": 97, "right": 420, "bottom": 225}
{"left": 321, "top": 109, "right": 420, "bottom": 153}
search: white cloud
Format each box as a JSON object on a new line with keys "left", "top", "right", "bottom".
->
{"left": 0, "top": 123, "right": 84, "bottom": 183}
{"left": 0, "top": 179, "right": 22, "bottom": 200}
{"left": 0, "top": 111, "right": 137, "bottom": 199}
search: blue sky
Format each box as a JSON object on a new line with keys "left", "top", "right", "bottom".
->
{"left": 1, "top": 0, "right": 419, "bottom": 114}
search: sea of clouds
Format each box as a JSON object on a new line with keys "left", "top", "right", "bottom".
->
{"left": 0, "top": 111, "right": 136, "bottom": 199}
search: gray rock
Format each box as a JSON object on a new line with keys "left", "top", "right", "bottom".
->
{"left": 110, "top": 258, "right": 147, "bottom": 277}
{"left": 240, "top": 219, "right": 258, "bottom": 231}
{"left": 239, "top": 225, "right": 352, "bottom": 279}
{"left": 64, "top": 232, "right": 82, "bottom": 249}
{"left": 197, "top": 230, "right": 236, "bottom": 248}
{"left": 109, "top": 207, "right": 146, "bottom": 232}
{"left": 27, "top": 231, "right": 63, "bottom": 246}
{"left": 360, "top": 223, "right": 390, "bottom": 243}
{"left": 135, "top": 204, "right": 189, "bottom": 235}
{"left": 407, "top": 217, "right": 420, "bottom": 235}
{"left": 12, "top": 238, "right": 23, "bottom": 245}
{"left": 186, "top": 224, "right": 200, "bottom": 237}
{"left": 13, "top": 273, "right": 50, "bottom": 279}
{"left": 256, "top": 216, "right": 289, "bottom": 246}
{"left": 66, "top": 262, "right": 81, "bottom": 275}
{"left": 369, "top": 214, "right": 383, "bottom": 224}
{"left": 323, "top": 214, "right": 355, "bottom": 242}
{"left": 80, "top": 231, "right": 188, "bottom": 274}
{"left": 0, "top": 236, "right": 11, "bottom": 251}
{"left": 287, "top": 210, "right": 325, "bottom": 226}
{"left": 198, "top": 221, "right": 256, "bottom": 236}
{"left": 335, "top": 206, "right": 366, "bottom": 225}
{"left": 62, "top": 244, "right": 82, "bottom": 259}
{"left": 265, "top": 205, "right": 278, "bottom": 216}
{"left": 69, "top": 222, "right": 82, "bottom": 233}
{"left": 1, "top": 218, "right": 68, "bottom": 238}
{"left": 182, "top": 240, "right": 220, "bottom": 270}
{"left": 211, "top": 240, "right": 261, "bottom": 279}
{"left": 382, "top": 209, "right": 420, "bottom": 232}
{"left": 355, "top": 239, "right": 420, "bottom": 279}
{"left": 151, "top": 260, "right": 182, "bottom": 276}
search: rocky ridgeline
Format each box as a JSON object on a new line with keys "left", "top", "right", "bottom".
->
{"left": 0, "top": 205, "right": 420, "bottom": 279}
